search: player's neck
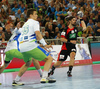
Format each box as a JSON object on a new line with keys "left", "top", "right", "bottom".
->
{"left": 28, "top": 17, "right": 36, "bottom": 21}
{"left": 68, "top": 24, "right": 74, "bottom": 29}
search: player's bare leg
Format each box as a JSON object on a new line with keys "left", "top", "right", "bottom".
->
{"left": 40, "top": 55, "right": 56, "bottom": 83}
{"left": 0, "top": 61, "right": 10, "bottom": 74}
{"left": 32, "top": 58, "right": 42, "bottom": 77}
{"left": 67, "top": 52, "right": 76, "bottom": 77}
{"left": 48, "top": 61, "right": 63, "bottom": 77}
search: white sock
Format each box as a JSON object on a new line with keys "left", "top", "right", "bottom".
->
{"left": 37, "top": 69, "right": 42, "bottom": 77}
{"left": 42, "top": 71, "right": 48, "bottom": 78}
{"left": 15, "top": 75, "right": 21, "bottom": 82}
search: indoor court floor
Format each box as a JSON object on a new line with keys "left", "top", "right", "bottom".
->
{"left": 0, "top": 64, "right": 100, "bottom": 89}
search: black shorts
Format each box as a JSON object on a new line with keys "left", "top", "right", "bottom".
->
{"left": 57, "top": 43, "right": 76, "bottom": 61}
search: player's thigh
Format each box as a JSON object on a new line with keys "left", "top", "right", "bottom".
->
{"left": 57, "top": 50, "right": 69, "bottom": 61}
{"left": 22, "top": 46, "right": 50, "bottom": 62}
{"left": 5, "top": 49, "right": 23, "bottom": 62}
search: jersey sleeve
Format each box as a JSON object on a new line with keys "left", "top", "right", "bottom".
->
{"left": 33, "top": 21, "right": 40, "bottom": 32}
{"left": 61, "top": 31, "right": 66, "bottom": 38}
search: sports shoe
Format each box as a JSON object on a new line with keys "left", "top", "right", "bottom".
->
{"left": 40, "top": 77, "right": 56, "bottom": 83}
{"left": 67, "top": 71, "right": 72, "bottom": 77}
{"left": 48, "top": 70, "right": 54, "bottom": 77}
{"left": 12, "top": 80, "right": 24, "bottom": 86}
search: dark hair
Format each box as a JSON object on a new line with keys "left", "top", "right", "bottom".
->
{"left": 65, "top": 16, "right": 75, "bottom": 21}
{"left": 20, "top": 21, "right": 24, "bottom": 27}
{"left": 27, "top": 8, "right": 36, "bottom": 18}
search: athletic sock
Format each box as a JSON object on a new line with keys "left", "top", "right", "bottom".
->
{"left": 68, "top": 66, "right": 73, "bottom": 72}
{"left": 52, "top": 65, "right": 55, "bottom": 71}
{"left": 42, "top": 71, "right": 48, "bottom": 78}
{"left": 15, "top": 75, "right": 21, "bottom": 82}
{"left": 37, "top": 69, "right": 42, "bottom": 77}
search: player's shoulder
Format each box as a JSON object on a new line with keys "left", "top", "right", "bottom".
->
{"left": 30, "top": 19, "right": 39, "bottom": 24}
{"left": 62, "top": 26, "right": 68, "bottom": 32}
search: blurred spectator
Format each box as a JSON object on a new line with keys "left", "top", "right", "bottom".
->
{"left": 54, "top": 27, "right": 61, "bottom": 36}
{"left": 68, "top": 0, "right": 73, "bottom": 8}
{"left": 22, "top": 8, "right": 27, "bottom": 20}
{"left": 34, "top": 0, "right": 44, "bottom": 11}
{"left": 58, "top": 7, "right": 67, "bottom": 20}
{"left": 83, "top": 26, "right": 94, "bottom": 37}
{"left": 6, "top": 16, "right": 13, "bottom": 24}
{"left": 52, "top": 20, "right": 57, "bottom": 32}
{"left": 72, "top": 6, "right": 78, "bottom": 13}
{"left": 57, "top": 19, "right": 64, "bottom": 29}
{"left": 9, "top": 12, "right": 16, "bottom": 21}
{"left": 92, "top": 6, "right": 98, "bottom": 15}
{"left": 14, "top": 17, "right": 20, "bottom": 26}
{"left": 12, "top": 4, "right": 19, "bottom": 13}
{"left": 93, "top": 15, "right": 99, "bottom": 25}
{"left": 55, "top": 0, "right": 61, "bottom": 8}
{"left": 55, "top": 7, "right": 60, "bottom": 20}
{"left": 44, "top": 31, "right": 50, "bottom": 39}
{"left": 11, "top": 0, "right": 17, "bottom": 9}
{"left": 4, "top": 24, "right": 12, "bottom": 41}
{"left": 64, "top": 3, "right": 69, "bottom": 11}
{"left": 2, "top": 1, "right": 8, "bottom": 11}
{"left": 17, "top": 0, "right": 22, "bottom": 8}
{"left": 47, "top": 1, "right": 55, "bottom": 19}
{"left": 0, "top": 18, "right": 5, "bottom": 31}
{"left": 15, "top": 9, "right": 21, "bottom": 18}
{"left": 87, "top": 19, "right": 94, "bottom": 28}
{"left": 43, "top": 16, "right": 50, "bottom": 26}
{"left": 95, "top": 22, "right": 100, "bottom": 36}
{"left": 1, "top": 8, "right": 7, "bottom": 19}
{"left": 48, "top": 24, "right": 55, "bottom": 39}
{"left": 67, "top": 7, "right": 72, "bottom": 16}
{"left": 54, "top": 32, "right": 61, "bottom": 39}
{"left": 38, "top": 8, "right": 43, "bottom": 17}
{"left": 41, "top": 27, "right": 46, "bottom": 38}
{"left": 19, "top": 3, "right": 25, "bottom": 13}
{"left": 0, "top": 27, "right": 5, "bottom": 41}
{"left": 0, "top": 2, "right": 2, "bottom": 12}
{"left": 20, "top": 14, "right": 25, "bottom": 21}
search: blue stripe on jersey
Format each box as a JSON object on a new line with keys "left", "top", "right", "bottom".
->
{"left": 30, "top": 34, "right": 36, "bottom": 37}
{"left": 30, "top": 34, "right": 37, "bottom": 42}
{"left": 13, "top": 33, "right": 21, "bottom": 51}
{"left": 37, "top": 46, "right": 50, "bottom": 56}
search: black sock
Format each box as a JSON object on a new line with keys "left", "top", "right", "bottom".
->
{"left": 52, "top": 65, "right": 55, "bottom": 71}
{"left": 68, "top": 66, "right": 73, "bottom": 72}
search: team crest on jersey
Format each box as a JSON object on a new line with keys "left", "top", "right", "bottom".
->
{"left": 22, "top": 25, "right": 29, "bottom": 35}
{"left": 69, "top": 33, "right": 76, "bottom": 38}
{"left": 60, "top": 55, "right": 64, "bottom": 59}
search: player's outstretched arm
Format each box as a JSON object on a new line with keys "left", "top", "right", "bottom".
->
{"left": 35, "top": 31, "right": 53, "bottom": 49}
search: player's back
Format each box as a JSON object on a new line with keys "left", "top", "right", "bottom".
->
{"left": 18, "top": 19, "right": 39, "bottom": 52}
{"left": 5, "top": 28, "right": 19, "bottom": 52}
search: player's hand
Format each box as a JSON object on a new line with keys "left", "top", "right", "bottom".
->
{"left": 45, "top": 45, "right": 53, "bottom": 49}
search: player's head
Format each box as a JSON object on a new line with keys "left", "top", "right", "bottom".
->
{"left": 27, "top": 8, "right": 38, "bottom": 20}
{"left": 66, "top": 16, "right": 76, "bottom": 26}
{"left": 17, "top": 21, "right": 24, "bottom": 29}
{"left": 20, "top": 21, "right": 24, "bottom": 27}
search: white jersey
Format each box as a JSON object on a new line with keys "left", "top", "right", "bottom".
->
{"left": 18, "top": 19, "right": 39, "bottom": 52}
{"left": 5, "top": 28, "right": 20, "bottom": 52}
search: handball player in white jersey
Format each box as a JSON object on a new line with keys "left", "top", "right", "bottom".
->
{"left": 18, "top": 8, "right": 56, "bottom": 83}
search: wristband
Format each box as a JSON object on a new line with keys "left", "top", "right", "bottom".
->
{"left": 39, "top": 38, "right": 47, "bottom": 46}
